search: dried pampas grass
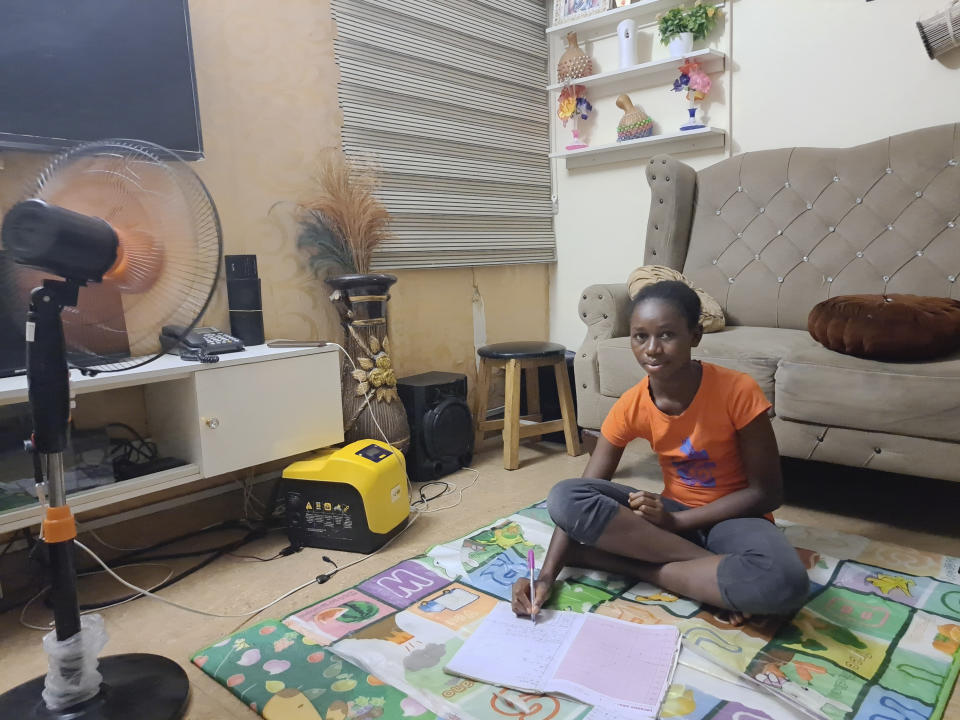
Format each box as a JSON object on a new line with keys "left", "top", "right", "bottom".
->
{"left": 297, "top": 149, "right": 391, "bottom": 276}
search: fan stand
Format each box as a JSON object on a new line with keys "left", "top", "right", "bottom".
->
{"left": 0, "top": 281, "right": 189, "bottom": 720}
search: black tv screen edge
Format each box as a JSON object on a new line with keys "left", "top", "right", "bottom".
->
{"left": 0, "top": 0, "right": 203, "bottom": 159}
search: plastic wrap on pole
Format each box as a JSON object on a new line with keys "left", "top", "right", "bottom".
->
{"left": 41, "top": 613, "right": 108, "bottom": 710}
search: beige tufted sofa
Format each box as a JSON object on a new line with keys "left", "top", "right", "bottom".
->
{"left": 575, "top": 123, "right": 960, "bottom": 482}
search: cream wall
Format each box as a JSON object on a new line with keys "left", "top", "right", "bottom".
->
{"left": 549, "top": 0, "right": 960, "bottom": 348}
{"left": 0, "top": 0, "right": 550, "bottom": 416}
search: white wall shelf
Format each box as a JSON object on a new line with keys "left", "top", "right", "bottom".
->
{"left": 547, "top": 0, "right": 725, "bottom": 38}
{"left": 551, "top": 127, "right": 725, "bottom": 169}
{"left": 547, "top": 49, "right": 725, "bottom": 93}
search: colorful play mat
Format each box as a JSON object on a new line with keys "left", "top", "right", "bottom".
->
{"left": 192, "top": 501, "right": 960, "bottom": 720}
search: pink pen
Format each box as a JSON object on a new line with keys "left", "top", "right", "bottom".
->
{"left": 527, "top": 549, "right": 537, "bottom": 624}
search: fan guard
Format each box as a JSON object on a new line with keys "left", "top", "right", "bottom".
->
{"left": 0, "top": 139, "right": 222, "bottom": 372}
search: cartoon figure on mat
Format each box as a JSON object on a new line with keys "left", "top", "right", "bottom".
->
{"left": 660, "top": 685, "right": 698, "bottom": 718}
{"left": 754, "top": 660, "right": 853, "bottom": 718}
{"left": 347, "top": 614, "right": 449, "bottom": 674}
{"left": 418, "top": 587, "right": 479, "bottom": 613}
{"left": 512, "top": 281, "right": 810, "bottom": 625}
{"left": 478, "top": 552, "right": 526, "bottom": 588}
{"left": 465, "top": 521, "right": 534, "bottom": 565}
{"left": 865, "top": 572, "right": 915, "bottom": 597}
{"left": 262, "top": 690, "right": 386, "bottom": 720}
{"left": 934, "top": 623, "right": 960, "bottom": 655}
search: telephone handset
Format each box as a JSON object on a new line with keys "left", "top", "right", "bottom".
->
{"left": 160, "top": 325, "right": 245, "bottom": 358}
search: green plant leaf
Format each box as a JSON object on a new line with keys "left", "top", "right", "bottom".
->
{"left": 658, "top": 3, "right": 720, "bottom": 43}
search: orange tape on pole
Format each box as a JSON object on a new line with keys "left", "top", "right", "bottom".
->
{"left": 43, "top": 505, "right": 77, "bottom": 543}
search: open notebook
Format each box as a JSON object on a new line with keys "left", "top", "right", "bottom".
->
{"left": 445, "top": 602, "right": 681, "bottom": 718}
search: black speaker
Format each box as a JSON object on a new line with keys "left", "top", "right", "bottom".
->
{"left": 229, "top": 311, "right": 265, "bottom": 345}
{"left": 397, "top": 371, "right": 473, "bottom": 484}
{"left": 224, "top": 255, "right": 265, "bottom": 345}
{"left": 226, "top": 278, "right": 262, "bottom": 310}
{"left": 225, "top": 254, "right": 258, "bottom": 279}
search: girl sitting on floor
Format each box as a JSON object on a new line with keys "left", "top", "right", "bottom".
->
{"left": 512, "top": 280, "right": 809, "bottom": 623}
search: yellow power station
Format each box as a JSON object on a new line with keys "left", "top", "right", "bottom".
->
{"left": 281, "top": 440, "right": 409, "bottom": 553}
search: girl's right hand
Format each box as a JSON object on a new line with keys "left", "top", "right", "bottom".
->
{"left": 511, "top": 577, "right": 552, "bottom": 617}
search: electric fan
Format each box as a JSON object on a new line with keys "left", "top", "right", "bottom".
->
{"left": 0, "top": 139, "right": 223, "bottom": 719}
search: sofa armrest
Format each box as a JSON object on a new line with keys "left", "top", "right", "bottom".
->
{"left": 644, "top": 154, "right": 697, "bottom": 270}
{"left": 574, "top": 283, "right": 632, "bottom": 430}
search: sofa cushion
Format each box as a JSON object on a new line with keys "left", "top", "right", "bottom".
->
{"left": 597, "top": 326, "right": 817, "bottom": 404}
{"left": 808, "top": 294, "right": 960, "bottom": 361}
{"left": 626, "top": 265, "right": 725, "bottom": 332}
{"left": 776, "top": 345, "right": 960, "bottom": 442}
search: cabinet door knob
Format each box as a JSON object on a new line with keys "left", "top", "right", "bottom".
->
{"left": 205, "top": 417, "right": 220, "bottom": 429}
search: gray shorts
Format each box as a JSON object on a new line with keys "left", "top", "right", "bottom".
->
{"left": 546, "top": 478, "right": 809, "bottom": 615}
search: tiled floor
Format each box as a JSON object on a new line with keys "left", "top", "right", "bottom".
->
{"left": 1, "top": 440, "right": 958, "bottom": 719}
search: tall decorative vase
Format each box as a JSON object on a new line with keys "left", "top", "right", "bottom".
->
{"left": 326, "top": 273, "right": 410, "bottom": 452}
{"left": 557, "top": 32, "right": 592, "bottom": 81}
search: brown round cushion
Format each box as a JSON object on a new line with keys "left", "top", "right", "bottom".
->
{"left": 808, "top": 294, "right": 960, "bottom": 361}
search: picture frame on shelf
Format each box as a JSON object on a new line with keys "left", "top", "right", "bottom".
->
{"left": 613, "top": 0, "right": 634, "bottom": 7}
{"left": 553, "top": 0, "right": 609, "bottom": 24}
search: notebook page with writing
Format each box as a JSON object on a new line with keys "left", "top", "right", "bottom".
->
{"left": 443, "top": 603, "right": 584, "bottom": 693}
{"left": 546, "top": 613, "right": 680, "bottom": 716}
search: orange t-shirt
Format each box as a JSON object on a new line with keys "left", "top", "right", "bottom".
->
{"left": 601, "top": 362, "right": 772, "bottom": 509}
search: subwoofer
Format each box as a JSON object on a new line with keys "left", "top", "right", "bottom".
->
{"left": 397, "top": 371, "right": 473, "bottom": 483}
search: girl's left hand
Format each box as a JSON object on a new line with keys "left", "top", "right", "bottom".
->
{"left": 629, "top": 490, "right": 677, "bottom": 531}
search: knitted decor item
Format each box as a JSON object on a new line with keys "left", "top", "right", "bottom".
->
{"left": 557, "top": 32, "right": 592, "bottom": 81}
{"left": 615, "top": 94, "right": 653, "bottom": 142}
{"left": 808, "top": 294, "right": 960, "bottom": 361}
{"left": 626, "top": 265, "right": 726, "bottom": 332}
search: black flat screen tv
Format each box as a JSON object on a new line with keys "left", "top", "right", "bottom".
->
{"left": 0, "top": 0, "right": 203, "bottom": 159}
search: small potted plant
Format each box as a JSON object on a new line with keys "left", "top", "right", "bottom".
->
{"left": 658, "top": 2, "right": 721, "bottom": 58}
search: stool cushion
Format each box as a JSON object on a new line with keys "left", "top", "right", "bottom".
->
{"left": 807, "top": 294, "right": 960, "bottom": 361}
{"left": 478, "top": 341, "right": 566, "bottom": 360}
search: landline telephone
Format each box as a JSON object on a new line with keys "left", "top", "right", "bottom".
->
{"left": 160, "top": 325, "right": 244, "bottom": 362}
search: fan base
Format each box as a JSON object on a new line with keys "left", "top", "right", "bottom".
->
{"left": 0, "top": 653, "right": 189, "bottom": 720}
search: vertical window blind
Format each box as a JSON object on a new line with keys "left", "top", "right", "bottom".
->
{"left": 331, "top": 0, "right": 554, "bottom": 269}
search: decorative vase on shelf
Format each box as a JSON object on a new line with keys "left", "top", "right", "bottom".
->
{"left": 326, "top": 273, "right": 410, "bottom": 452}
{"left": 668, "top": 32, "right": 694, "bottom": 58}
{"left": 680, "top": 104, "right": 706, "bottom": 131}
{"left": 616, "top": 95, "right": 653, "bottom": 142}
{"left": 557, "top": 32, "right": 592, "bottom": 81}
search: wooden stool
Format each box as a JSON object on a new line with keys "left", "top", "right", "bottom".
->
{"left": 474, "top": 341, "right": 583, "bottom": 470}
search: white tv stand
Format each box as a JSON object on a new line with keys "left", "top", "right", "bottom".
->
{"left": 0, "top": 345, "right": 343, "bottom": 533}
